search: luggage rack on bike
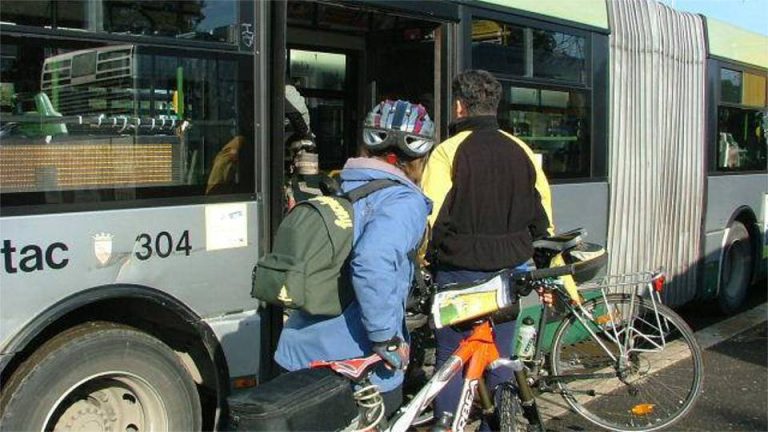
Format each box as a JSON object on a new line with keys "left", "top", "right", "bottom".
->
{"left": 578, "top": 269, "right": 666, "bottom": 303}
{"left": 573, "top": 269, "right": 671, "bottom": 355}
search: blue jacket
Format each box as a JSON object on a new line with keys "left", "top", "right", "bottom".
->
{"left": 275, "top": 158, "right": 431, "bottom": 392}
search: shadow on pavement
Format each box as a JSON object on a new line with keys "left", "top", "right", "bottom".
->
{"left": 677, "top": 279, "right": 767, "bottom": 331}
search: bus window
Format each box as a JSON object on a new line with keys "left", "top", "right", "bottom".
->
{"left": 532, "top": 29, "right": 587, "bottom": 84}
{"left": 289, "top": 49, "right": 348, "bottom": 169}
{"left": 717, "top": 108, "right": 767, "bottom": 171}
{"left": 0, "top": 1, "right": 238, "bottom": 45}
{"left": 0, "top": 37, "right": 255, "bottom": 207}
{"left": 497, "top": 84, "right": 590, "bottom": 178}
{"left": 716, "top": 68, "right": 767, "bottom": 172}
{"left": 472, "top": 19, "right": 587, "bottom": 85}
{"left": 720, "top": 68, "right": 742, "bottom": 104}
{"left": 0, "top": 1, "right": 52, "bottom": 27}
{"left": 471, "top": 20, "right": 525, "bottom": 76}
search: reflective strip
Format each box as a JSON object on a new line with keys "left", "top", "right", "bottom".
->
{"left": 606, "top": 0, "right": 706, "bottom": 306}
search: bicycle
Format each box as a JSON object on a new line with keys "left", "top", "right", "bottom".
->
{"left": 310, "top": 229, "right": 703, "bottom": 432}
{"left": 510, "top": 230, "right": 704, "bottom": 432}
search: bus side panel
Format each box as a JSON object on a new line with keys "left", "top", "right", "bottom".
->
{"left": 703, "top": 173, "right": 768, "bottom": 297}
{"left": 551, "top": 181, "right": 609, "bottom": 248}
{"left": 702, "top": 229, "right": 728, "bottom": 299}
{"left": 0, "top": 202, "right": 261, "bottom": 376}
{"left": 204, "top": 310, "right": 261, "bottom": 379}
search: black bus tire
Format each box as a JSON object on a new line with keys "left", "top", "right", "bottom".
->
{"left": 0, "top": 321, "right": 201, "bottom": 431}
{"left": 718, "top": 221, "right": 753, "bottom": 314}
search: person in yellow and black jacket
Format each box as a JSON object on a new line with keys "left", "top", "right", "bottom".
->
{"left": 421, "top": 69, "right": 551, "bottom": 430}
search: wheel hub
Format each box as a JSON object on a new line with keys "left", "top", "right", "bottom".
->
{"left": 51, "top": 379, "right": 150, "bottom": 432}
{"left": 56, "top": 392, "right": 115, "bottom": 431}
{"left": 617, "top": 353, "right": 651, "bottom": 386}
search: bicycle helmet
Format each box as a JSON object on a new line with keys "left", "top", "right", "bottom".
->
{"left": 363, "top": 100, "right": 435, "bottom": 158}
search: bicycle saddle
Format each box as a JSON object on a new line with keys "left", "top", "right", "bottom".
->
{"left": 533, "top": 227, "right": 586, "bottom": 252}
{"left": 310, "top": 354, "right": 382, "bottom": 381}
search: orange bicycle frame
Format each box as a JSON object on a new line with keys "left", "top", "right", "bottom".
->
{"left": 449, "top": 320, "right": 502, "bottom": 430}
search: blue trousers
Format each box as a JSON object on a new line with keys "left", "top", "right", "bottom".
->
{"left": 433, "top": 267, "right": 519, "bottom": 431}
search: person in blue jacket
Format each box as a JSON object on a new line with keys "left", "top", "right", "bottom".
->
{"left": 275, "top": 99, "right": 435, "bottom": 416}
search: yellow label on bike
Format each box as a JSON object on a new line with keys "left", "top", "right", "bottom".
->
{"left": 438, "top": 291, "right": 497, "bottom": 326}
{"left": 431, "top": 274, "right": 514, "bottom": 328}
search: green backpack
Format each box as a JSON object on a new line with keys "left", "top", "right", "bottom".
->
{"left": 251, "top": 179, "right": 397, "bottom": 316}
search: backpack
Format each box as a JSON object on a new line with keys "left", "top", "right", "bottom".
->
{"left": 252, "top": 179, "right": 397, "bottom": 316}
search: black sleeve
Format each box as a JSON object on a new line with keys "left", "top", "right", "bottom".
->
{"left": 529, "top": 198, "right": 549, "bottom": 240}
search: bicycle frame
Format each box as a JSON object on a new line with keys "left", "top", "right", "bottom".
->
{"left": 387, "top": 320, "right": 502, "bottom": 432}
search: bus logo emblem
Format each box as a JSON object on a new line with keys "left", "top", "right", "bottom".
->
{"left": 93, "top": 233, "right": 113, "bottom": 265}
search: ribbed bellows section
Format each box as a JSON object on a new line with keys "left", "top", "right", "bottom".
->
{"left": 606, "top": 0, "right": 707, "bottom": 305}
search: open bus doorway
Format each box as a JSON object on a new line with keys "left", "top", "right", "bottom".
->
{"left": 284, "top": 1, "right": 445, "bottom": 180}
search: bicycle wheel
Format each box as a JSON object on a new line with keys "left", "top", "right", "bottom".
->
{"left": 495, "top": 383, "right": 523, "bottom": 432}
{"left": 550, "top": 294, "right": 703, "bottom": 432}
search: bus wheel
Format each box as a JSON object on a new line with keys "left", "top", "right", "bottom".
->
{"left": 0, "top": 322, "right": 201, "bottom": 431}
{"left": 718, "top": 221, "right": 753, "bottom": 314}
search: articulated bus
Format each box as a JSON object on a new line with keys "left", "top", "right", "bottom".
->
{"left": 0, "top": 0, "right": 765, "bottom": 429}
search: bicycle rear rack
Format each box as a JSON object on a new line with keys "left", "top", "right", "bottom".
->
{"left": 574, "top": 270, "right": 670, "bottom": 356}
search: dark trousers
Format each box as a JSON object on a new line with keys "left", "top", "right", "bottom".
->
{"left": 433, "top": 267, "right": 517, "bottom": 431}
{"left": 381, "top": 386, "right": 403, "bottom": 418}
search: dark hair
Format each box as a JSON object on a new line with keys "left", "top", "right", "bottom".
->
{"left": 452, "top": 70, "right": 501, "bottom": 116}
{"left": 358, "top": 145, "right": 427, "bottom": 183}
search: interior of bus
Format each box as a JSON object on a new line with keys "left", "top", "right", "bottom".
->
{"left": 284, "top": 1, "right": 445, "bottom": 172}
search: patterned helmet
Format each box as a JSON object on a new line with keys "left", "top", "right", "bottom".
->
{"left": 362, "top": 100, "right": 435, "bottom": 158}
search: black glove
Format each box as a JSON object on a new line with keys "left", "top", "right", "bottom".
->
{"left": 372, "top": 336, "right": 409, "bottom": 370}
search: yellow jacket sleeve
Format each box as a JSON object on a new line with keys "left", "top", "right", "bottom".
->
{"left": 500, "top": 131, "right": 555, "bottom": 236}
{"left": 421, "top": 131, "right": 470, "bottom": 229}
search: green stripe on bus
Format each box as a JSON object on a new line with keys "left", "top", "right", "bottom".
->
{"left": 707, "top": 18, "right": 768, "bottom": 70}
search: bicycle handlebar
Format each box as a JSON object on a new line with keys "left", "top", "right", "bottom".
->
{"left": 514, "top": 250, "right": 608, "bottom": 281}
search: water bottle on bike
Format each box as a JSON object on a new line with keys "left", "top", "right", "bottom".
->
{"left": 515, "top": 316, "right": 537, "bottom": 361}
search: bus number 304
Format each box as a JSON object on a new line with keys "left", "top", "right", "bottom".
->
{"left": 134, "top": 230, "right": 192, "bottom": 260}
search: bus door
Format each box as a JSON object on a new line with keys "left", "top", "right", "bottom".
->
{"left": 260, "top": 0, "right": 457, "bottom": 376}
{"left": 283, "top": 0, "right": 456, "bottom": 177}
